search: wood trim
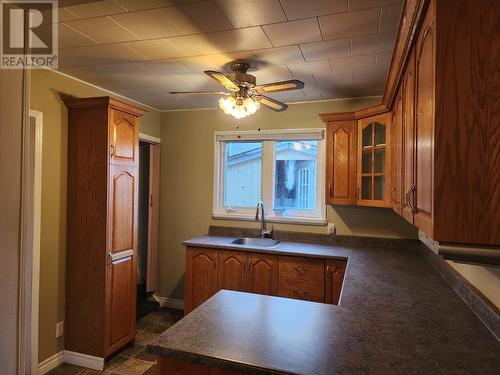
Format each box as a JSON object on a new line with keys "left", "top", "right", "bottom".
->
{"left": 319, "top": 105, "right": 389, "bottom": 123}
{"left": 353, "top": 104, "right": 389, "bottom": 119}
{"left": 382, "top": 0, "right": 429, "bottom": 109}
{"left": 63, "top": 96, "right": 146, "bottom": 117}
{"left": 139, "top": 133, "right": 161, "bottom": 144}
{"left": 319, "top": 112, "right": 357, "bottom": 122}
{"left": 146, "top": 144, "right": 160, "bottom": 292}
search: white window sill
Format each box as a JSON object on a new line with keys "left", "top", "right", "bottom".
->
{"left": 212, "top": 212, "right": 327, "bottom": 226}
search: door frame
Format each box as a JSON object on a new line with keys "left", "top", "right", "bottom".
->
{"left": 20, "top": 109, "right": 43, "bottom": 373}
{"left": 138, "top": 133, "right": 161, "bottom": 293}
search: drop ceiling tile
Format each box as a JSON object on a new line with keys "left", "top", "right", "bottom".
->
{"left": 137, "top": 59, "right": 187, "bottom": 75}
{"left": 145, "top": 74, "right": 193, "bottom": 91}
{"left": 375, "top": 52, "right": 392, "bottom": 68}
{"left": 263, "top": 19, "right": 322, "bottom": 47}
{"left": 351, "top": 32, "right": 396, "bottom": 56}
{"left": 353, "top": 68, "right": 387, "bottom": 83}
{"left": 85, "top": 62, "right": 152, "bottom": 78}
{"left": 160, "top": 1, "right": 233, "bottom": 34}
{"left": 287, "top": 60, "right": 332, "bottom": 87}
{"left": 252, "top": 65, "right": 294, "bottom": 83}
{"left": 85, "top": 43, "right": 147, "bottom": 64}
{"left": 63, "top": 0, "right": 127, "bottom": 18}
{"left": 319, "top": 8, "right": 380, "bottom": 40}
{"left": 59, "top": 47, "right": 102, "bottom": 67}
{"left": 168, "top": 27, "right": 272, "bottom": 56}
{"left": 125, "top": 39, "right": 185, "bottom": 59}
{"left": 110, "top": 9, "right": 184, "bottom": 39}
{"left": 349, "top": 0, "right": 401, "bottom": 11}
{"left": 65, "top": 17, "right": 139, "bottom": 44}
{"left": 280, "top": 0, "right": 347, "bottom": 20}
{"left": 330, "top": 54, "right": 377, "bottom": 72}
{"left": 253, "top": 45, "right": 305, "bottom": 65}
{"left": 172, "top": 54, "right": 235, "bottom": 73}
{"left": 214, "top": 0, "right": 286, "bottom": 28}
{"left": 300, "top": 39, "right": 350, "bottom": 61}
{"left": 56, "top": 23, "right": 99, "bottom": 48}
{"left": 114, "top": 0, "right": 177, "bottom": 11}
{"left": 379, "top": 4, "right": 403, "bottom": 32}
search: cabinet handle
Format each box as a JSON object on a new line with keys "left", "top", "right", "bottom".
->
{"left": 294, "top": 267, "right": 308, "bottom": 274}
{"left": 392, "top": 186, "right": 396, "bottom": 202}
{"left": 409, "top": 185, "right": 417, "bottom": 213}
{"left": 110, "top": 144, "right": 115, "bottom": 156}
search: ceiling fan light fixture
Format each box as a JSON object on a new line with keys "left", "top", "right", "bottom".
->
{"left": 218, "top": 95, "right": 260, "bottom": 119}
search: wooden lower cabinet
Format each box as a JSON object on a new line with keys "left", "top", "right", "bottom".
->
{"left": 184, "top": 246, "right": 346, "bottom": 314}
{"left": 185, "top": 247, "right": 218, "bottom": 314}
{"left": 277, "top": 256, "right": 325, "bottom": 303}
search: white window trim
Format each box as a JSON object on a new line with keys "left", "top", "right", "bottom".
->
{"left": 212, "top": 129, "right": 327, "bottom": 226}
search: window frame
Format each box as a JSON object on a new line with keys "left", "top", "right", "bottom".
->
{"left": 212, "top": 129, "right": 327, "bottom": 225}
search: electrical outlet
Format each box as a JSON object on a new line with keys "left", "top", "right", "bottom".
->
{"left": 327, "top": 223, "right": 336, "bottom": 235}
{"left": 56, "top": 321, "right": 64, "bottom": 338}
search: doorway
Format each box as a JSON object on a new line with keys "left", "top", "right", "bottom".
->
{"left": 137, "top": 135, "right": 161, "bottom": 319}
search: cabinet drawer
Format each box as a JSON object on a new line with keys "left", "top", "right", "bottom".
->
{"left": 278, "top": 257, "right": 325, "bottom": 302}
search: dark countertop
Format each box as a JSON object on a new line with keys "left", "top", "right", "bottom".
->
{"left": 149, "top": 236, "right": 500, "bottom": 374}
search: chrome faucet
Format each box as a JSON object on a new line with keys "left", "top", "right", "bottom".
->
{"left": 255, "top": 201, "right": 272, "bottom": 238}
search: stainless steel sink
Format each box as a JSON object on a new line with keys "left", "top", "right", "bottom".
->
{"left": 231, "top": 238, "right": 280, "bottom": 247}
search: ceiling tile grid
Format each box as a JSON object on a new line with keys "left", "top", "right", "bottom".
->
{"left": 54, "top": 0, "right": 403, "bottom": 110}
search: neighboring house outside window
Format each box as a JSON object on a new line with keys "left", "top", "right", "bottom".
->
{"left": 213, "top": 129, "right": 326, "bottom": 225}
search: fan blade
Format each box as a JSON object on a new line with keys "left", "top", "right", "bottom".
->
{"left": 254, "top": 79, "right": 304, "bottom": 94}
{"left": 170, "top": 91, "right": 231, "bottom": 95}
{"left": 257, "top": 96, "right": 288, "bottom": 112}
{"left": 204, "top": 71, "right": 239, "bottom": 92}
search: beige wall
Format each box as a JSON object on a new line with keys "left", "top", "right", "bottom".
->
{"left": 0, "top": 69, "right": 24, "bottom": 374}
{"left": 30, "top": 69, "right": 161, "bottom": 363}
{"left": 158, "top": 98, "right": 418, "bottom": 299}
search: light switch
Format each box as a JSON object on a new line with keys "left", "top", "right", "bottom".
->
{"left": 327, "top": 223, "right": 336, "bottom": 235}
{"left": 56, "top": 321, "right": 64, "bottom": 338}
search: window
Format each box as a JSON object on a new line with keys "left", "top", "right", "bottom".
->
{"left": 213, "top": 129, "right": 326, "bottom": 225}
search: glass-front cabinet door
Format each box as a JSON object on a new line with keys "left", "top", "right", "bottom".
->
{"left": 357, "top": 113, "right": 391, "bottom": 207}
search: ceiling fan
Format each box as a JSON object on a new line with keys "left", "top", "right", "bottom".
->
{"left": 171, "top": 62, "right": 304, "bottom": 119}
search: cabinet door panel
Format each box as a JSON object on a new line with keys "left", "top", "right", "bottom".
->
{"left": 402, "top": 49, "right": 416, "bottom": 224}
{"left": 247, "top": 254, "right": 278, "bottom": 296}
{"left": 414, "top": 4, "right": 435, "bottom": 237}
{"left": 184, "top": 247, "right": 218, "bottom": 314}
{"left": 326, "top": 121, "right": 357, "bottom": 205}
{"left": 218, "top": 251, "right": 247, "bottom": 292}
{"left": 325, "top": 260, "right": 346, "bottom": 305}
{"left": 391, "top": 92, "right": 403, "bottom": 215}
{"left": 278, "top": 257, "right": 325, "bottom": 302}
{"left": 106, "top": 254, "right": 136, "bottom": 354}
{"left": 110, "top": 109, "right": 138, "bottom": 166}
{"left": 109, "top": 166, "right": 136, "bottom": 254}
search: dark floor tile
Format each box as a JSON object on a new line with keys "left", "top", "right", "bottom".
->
{"left": 143, "top": 320, "right": 172, "bottom": 334}
{"left": 119, "top": 344, "right": 145, "bottom": 358}
{"left": 135, "top": 330, "right": 160, "bottom": 346}
{"left": 142, "top": 364, "right": 157, "bottom": 375}
{"left": 112, "top": 358, "right": 154, "bottom": 375}
{"left": 47, "top": 363, "right": 87, "bottom": 374}
{"left": 134, "top": 348, "right": 157, "bottom": 363}
{"left": 103, "top": 355, "right": 129, "bottom": 373}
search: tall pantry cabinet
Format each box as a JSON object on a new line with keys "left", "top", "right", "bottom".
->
{"left": 64, "top": 97, "right": 145, "bottom": 365}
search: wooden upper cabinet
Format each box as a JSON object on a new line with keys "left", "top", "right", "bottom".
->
{"left": 185, "top": 247, "right": 218, "bottom": 314}
{"left": 247, "top": 254, "right": 277, "bottom": 296}
{"left": 402, "top": 49, "right": 416, "bottom": 225}
{"left": 414, "top": 3, "right": 435, "bottom": 238}
{"left": 357, "top": 113, "right": 392, "bottom": 207}
{"left": 109, "top": 109, "right": 138, "bottom": 166}
{"left": 325, "top": 260, "right": 346, "bottom": 305}
{"left": 325, "top": 120, "right": 357, "bottom": 205}
{"left": 218, "top": 251, "right": 247, "bottom": 292}
{"left": 391, "top": 92, "right": 403, "bottom": 215}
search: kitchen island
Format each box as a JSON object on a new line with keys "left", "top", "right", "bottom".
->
{"left": 148, "top": 236, "right": 500, "bottom": 374}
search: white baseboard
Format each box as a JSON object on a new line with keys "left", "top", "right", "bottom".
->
{"left": 63, "top": 350, "right": 105, "bottom": 371}
{"left": 39, "top": 351, "right": 64, "bottom": 374}
{"left": 155, "top": 295, "right": 184, "bottom": 310}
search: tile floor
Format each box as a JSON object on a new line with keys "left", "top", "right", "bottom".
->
{"left": 48, "top": 307, "right": 183, "bottom": 375}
